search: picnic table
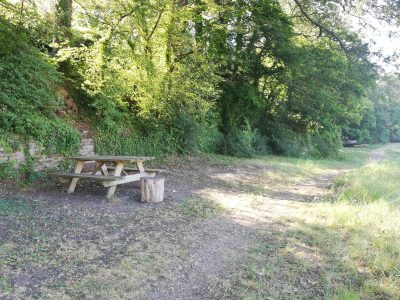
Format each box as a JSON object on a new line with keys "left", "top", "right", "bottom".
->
{"left": 54, "top": 155, "right": 163, "bottom": 199}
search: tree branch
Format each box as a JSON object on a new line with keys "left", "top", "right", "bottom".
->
{"left": 292, "top": 0, "right": 348, "bottom": 53}
{"left": 146, "top": 8, "right": 165, "bottom": 42}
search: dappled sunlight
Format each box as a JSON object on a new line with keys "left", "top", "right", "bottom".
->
{"left": 196, "top": 147, "right": 400, "bottom": 299}
{"left": 2, "top": 145, "right": 400, "bottom": 299}
{"left": 197, "top": 187, "right": 310, "bottom": 227}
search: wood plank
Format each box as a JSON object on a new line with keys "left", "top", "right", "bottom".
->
{"left": 106, "top": 162, "right": 124, "bottom": 200}
{"left": 101, "top": 172, "right": 155, "bottom": 187}
{"left": 54, "top": 172, "right": 122, "bottom": 181}
{"left": 101, "top": 164, "right": 109, "bottom": 175}
{"left": 67, "top": 156, "right": 155, "bottom": 162}
{"left": 137, "top": 160, "right": 145, "bottom": 173}
{"left": 107, "top": 166, "right": 166, "bottom": 173}
{"left": 67, "top": 161, "right": 84, "bottom": 194}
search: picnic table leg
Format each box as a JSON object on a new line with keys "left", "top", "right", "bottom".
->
{"left": 106, "top": 162, "right": 124, "bottom": 200}
{"left": 67, "top": 161, "right": 84, "bottom": 194}
{"left": 136, "top": 160, "right": 145, "bottom": 173}
{"left": 92, "top": 162, "right": 102, "bottom": 175}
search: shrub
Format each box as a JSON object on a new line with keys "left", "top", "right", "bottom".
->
{"left": 224, "top": 122, "right": 270, "bottom": 158}
{"left": 309, "top": 129, "right": 342, "bottom": 158}
{"left": 174, "top": 111, "right": 223, "bottom": 154}
{"left": 269, "top": 127, "right": 309, "bottom": 157}
{"left": 0, "top": 160, "right": 16, "bottom": 180}
{"left": 94, "top": 125, "right": 180, "bottom": 156}
{"left": 0, "top": 43, "right": 81, "bottom": 155}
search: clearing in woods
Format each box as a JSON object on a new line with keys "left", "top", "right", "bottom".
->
{"left": 0, "top": 144, "right": 399, "bottom": 299}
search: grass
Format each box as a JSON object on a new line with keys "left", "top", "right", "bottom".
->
{"left": 332, "top": 161, "right": 400, "bottom": 205}
{"left": 1, "top": 143, "right": 399, "bottom": 299}
{"left": 181, "top": 195, "right": 224, "bottom": 218}
{"left": 318, "top": 160, "right": 400, "bottom": 298}
{"left": 0, "top": 198, "right": 30, "bottom": 215}
{"left": 221, "top": 145, "right": 400, "bottom": 299}
{"left": 210, "top": 144, "right": 374, "bottom": 169}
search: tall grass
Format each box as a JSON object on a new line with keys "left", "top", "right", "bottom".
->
{"left": 314, "top": 161, "right": 400, "bottom": 298}
{"left": 228, "top": 148, "right": 400, "bottom": 299}
{"left": 332, "top": 162, "right": 400, "bottom": 205}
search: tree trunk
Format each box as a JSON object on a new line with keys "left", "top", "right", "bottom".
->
{"left": 140, "top": 177, "right": 165, "bottom": 203}
{"left": 56, "top": 0, "right": 73, "bottom": 38}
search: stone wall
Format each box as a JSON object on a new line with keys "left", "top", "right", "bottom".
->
{"left": 0, "top": 131, "right": 94, "bottom": 171}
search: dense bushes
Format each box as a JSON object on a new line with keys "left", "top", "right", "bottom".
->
{"left": 93, "top": 111, "right": 223, "bottom": 156}
{"left": 223, "top": 123, "right": 270, "bottom": 158}
{"left": 0, "top": 18, "right": 80, "bottom": 155}
{"left": 0, "top": 0, "right": 391, "bottom": 160}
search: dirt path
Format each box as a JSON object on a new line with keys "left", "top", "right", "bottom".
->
{"left": 145, "top": 144, "right": 400, "bottom": 299}
{"left": 2, "top": 144, "right": 399, "bottom": 299}
{"left": 143, "top": 168, "right": 350, "bottom": 298}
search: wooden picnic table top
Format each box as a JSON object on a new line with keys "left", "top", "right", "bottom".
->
{"left": 67, "top": 155, "right": 155, "bottom": 162}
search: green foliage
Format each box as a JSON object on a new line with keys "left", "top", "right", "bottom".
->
{"left": 269, "top": 126, "right": 309, "bottom": 157}
{"left": 0, "top": 160, "right": 16, "bottom": 180}
{"left": 0, "top": 18, "right": 27, "bottom": 56}
{"left": 0, "top": 0, "right": 387, "bottom": 160}
{"left": 224, "top": 122, "right": 270, "bottom": 158}
{"left": 94, "top": 126, "right": 179, "bottom": 156}
{"left": 344, "top": 75, "right": 400, "bottom": 144}
{"left": 19, "top": 151, "right": 42, "bottom": 182}
{"left": 309, "top": 129, "right": 342, "bottom": 158}
{"left": 172, "top": 110, "right": 223, "bottom": 154}
{"left": 0, "top": 20, "right": 80, "bottom": 155}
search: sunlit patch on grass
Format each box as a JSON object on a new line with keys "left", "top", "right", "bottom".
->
{"left": 210, "top": 146, "right": 400, "bottom": 299}
{"left": 276, "top": 161, "right": 400, "bottom": 299}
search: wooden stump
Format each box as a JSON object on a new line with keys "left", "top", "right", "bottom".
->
{"left": 140, "top": 177, "right": 164, "bottom": 203}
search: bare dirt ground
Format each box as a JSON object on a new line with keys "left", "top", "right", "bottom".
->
{"left": 0, "top": 145, "right": 398, "bottom": 299}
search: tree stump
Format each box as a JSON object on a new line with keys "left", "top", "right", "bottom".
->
{"left": 140, "top": 177, "right": 164, "bottom": 203}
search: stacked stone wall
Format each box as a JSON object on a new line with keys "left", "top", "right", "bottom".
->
{"left": 0, "top": 131, "right": 94, "bottom": 171}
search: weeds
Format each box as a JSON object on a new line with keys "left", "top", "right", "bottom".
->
{"left": 0, "top": 198, "right": 30, "bottom": 215}
{"left": 0, "top": 160, "right": 16, "bottom": 180}
{"left": 181, "top": 196, "right": 224, "bottom": 218}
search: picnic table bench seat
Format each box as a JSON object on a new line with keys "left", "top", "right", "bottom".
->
{"left": 106, "top": 166, "right": 166, "bottom": 173}
{"left": 53, "top": 172, "right": 123, "bottom": 181}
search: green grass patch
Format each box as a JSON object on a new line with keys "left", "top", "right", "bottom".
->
{"left": 181, "top": 196, "right": 224, "bottom": 218}
{"left": 331, "top": 161, "right": 400, "bottom": 205}
{"left": 217, "top": 145, "right": 400, "bottom": 299}
{"left": 0, "top": 198, "right": 30, "bottom": 215}
{"left": 210, "top": 145, "right": 374, "bottom": 171}
{"left": 290, "top": 160, "right": 400, "bottom": 298}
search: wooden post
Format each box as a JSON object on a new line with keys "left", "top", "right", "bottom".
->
{"left": 67, "top": 160, "right": 84, "bottom": 194}
{"left": 136, "top": 160, "right": 145, "bottom": 173}
{"left": 140, "top": 177, "right": 164, "bottom": 203}
{"left": 106, "top": 161, "right": 124, "bottom": 200}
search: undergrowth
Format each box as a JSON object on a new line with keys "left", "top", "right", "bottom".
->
{"left": 295, "top": 160, "right": 400, "bottom": 299}
{"left": 0, "top": 32, "right": 80, "bottom": 155}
